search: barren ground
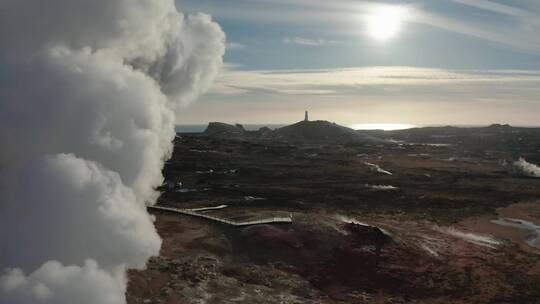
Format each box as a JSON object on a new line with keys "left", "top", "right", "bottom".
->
{"left": 127, "top": 127, "right": 540, "bottom": 303}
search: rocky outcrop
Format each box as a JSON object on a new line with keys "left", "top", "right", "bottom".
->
{"left": 273, "top": 120, "right": 388, "bottom": 144}
{"left": 203, "top": 122, "right": 245, "bottom": 137}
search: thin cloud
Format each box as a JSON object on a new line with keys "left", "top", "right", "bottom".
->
{"left": 180, "top": 0, "right": 540, "bottom": 52}
{"left": 450, "top": 0, "right": 537, "bottom": 19}
{"left": 222, "top": 62, "right": 245, "bottom": 71}
{"left": 185, "top": 66, "right": 540, "bottom": 126}
{"left": 207, "top": 66, "right": 540, "bottom": 101}
{"left": 283, "top": 36, "right": 336, "bottom": 46}
{"left": 226, "top": 42, "right": 246, "bottom": 50}
{"left": 409, "top": 7, "right": 540, "bottom": 52}
{"left": 442, "top": 0, "right": 540, "bottom": 50}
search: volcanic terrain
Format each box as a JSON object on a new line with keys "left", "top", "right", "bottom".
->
{"left": 127, "top": 122, "right": 540, "bottom": 304}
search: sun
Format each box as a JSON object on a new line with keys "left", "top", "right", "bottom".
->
{"left": 366, "top": 6, "right": 406, "bottom": 41}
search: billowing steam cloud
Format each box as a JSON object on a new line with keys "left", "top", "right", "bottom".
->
{"left": 514, "top": 157, "right": 540, "bottom": 177}
{"left": 0, "top": 0, "right": 224, "bottom": 303}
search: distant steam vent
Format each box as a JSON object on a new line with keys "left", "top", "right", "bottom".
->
{"left": 514, "top": 157, "right": 540, "bottom": 177}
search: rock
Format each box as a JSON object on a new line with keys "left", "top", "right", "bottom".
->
{"left": 273, "top": 120, "right": 388, "bottom": 144}
{"left": 203, "top": 122, "right": 245, "bottom": 137}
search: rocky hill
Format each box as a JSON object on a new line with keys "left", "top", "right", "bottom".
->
{"left": 273, "top": 120, "right": 387, "bottom": 143}
{"left": 199, "top": 120, "right": 388, "bottom": 144}
{"left": 203, "top": 122, "right": 246, "bottom": 138}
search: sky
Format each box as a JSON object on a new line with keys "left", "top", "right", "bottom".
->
{"left": 175, "top": 0, "right": 540, "bottom": 127}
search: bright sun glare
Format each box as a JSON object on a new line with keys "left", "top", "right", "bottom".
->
{"left": 366, "top": 6, "right": 406, "bottom": 41}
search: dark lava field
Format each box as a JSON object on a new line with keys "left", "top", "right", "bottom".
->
{"left": 127, "top": 123, "right": 540, "bottom": 304}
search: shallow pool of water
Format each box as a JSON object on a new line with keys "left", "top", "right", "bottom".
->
{"left": 491, "top": 218, "right": 540, "bottom": 248}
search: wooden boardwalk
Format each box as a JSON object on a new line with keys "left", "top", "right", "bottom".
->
{"left": 148, "top": 205, "right": 292, "bottom": 227}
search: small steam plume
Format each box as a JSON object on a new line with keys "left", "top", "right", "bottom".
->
{"left": 514, "top": 157, "right": 540, "bottom": 177}
{"left": 0, "top": 0, "right": 225, "bottom": 303}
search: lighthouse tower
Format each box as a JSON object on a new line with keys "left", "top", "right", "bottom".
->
{"left": 304, "top": 111, "right": 309, "bottom": 122}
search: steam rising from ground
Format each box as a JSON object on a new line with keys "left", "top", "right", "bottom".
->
{"left": 0, "top": 0, "right": 224, "bottom": 303}
{"left": 437, "top": 227, "right": 500, "bottom": 249}
{"left": 514, "top": 157, "right": 540, "bottom": 177}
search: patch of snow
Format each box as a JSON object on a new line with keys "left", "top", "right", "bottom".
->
{"left": 244, "top": 196, "right": 266, "bottom": 201}
{"left": 408, "top": 153, "right": 431, "bottom": 157}
{"left": 334, "top": 215, "right": 392, "bottom": 236}
{"left": 445, "top": 157, "right": 473, "bottom": 162}
{"left": 365, "top": 184, "right": 399, "bottom": 191}
{"left": 420, "top": 244, "right": 440, "bottom": 257}
{"left": 335, "top": 215, "right": 370, "bottom": 227}
{"left": 364, "top": 162, "right": 392, "bottom": 175}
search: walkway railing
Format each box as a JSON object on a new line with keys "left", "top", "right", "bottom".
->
{"left": 148, "top": 205, "right": 292, "bottom": 226}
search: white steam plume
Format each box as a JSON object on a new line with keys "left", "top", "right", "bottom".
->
{"left": 514, "top": 157, "right": 540, "bottom": 177}
{"left": 0, "top": 0, "right": 225, "bottom": 303}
